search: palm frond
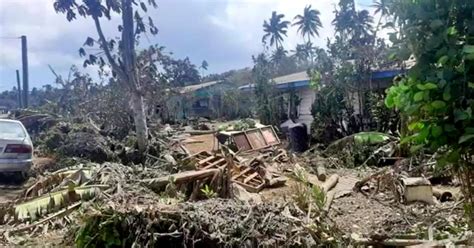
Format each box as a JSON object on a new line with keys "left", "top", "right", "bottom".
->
{"left": 15, "top": 185, "right": 107, "bottom": 221}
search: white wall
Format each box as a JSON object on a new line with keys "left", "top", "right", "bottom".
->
{"left": 295, "top": 87, "right": 315, "bottom": 134}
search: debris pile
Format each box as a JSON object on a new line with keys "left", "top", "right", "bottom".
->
{"left": 0, "top": 113, "right": 471, "bottom": 247}
{"left": 76, "top": 199, "right": 342, "bottom": 247}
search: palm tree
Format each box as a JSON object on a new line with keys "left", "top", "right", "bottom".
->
{"left": 293, "top": 44, "right": 310, "bottom": 63}
{"left": 293, "top": 5, "right": 322, "bottom": 43}
{"left": 200, "top": 60, "right": 209, "bottom": 71}
{"left": 292, "top": 41, "right": 315, "bottom": 64}
{"left": 271, "top": 47, "right": 288, "bottom": 64}
{"left": 353, "top": 10, "right": 374, "bottom": 44}
{"left": 372, "top": 0, "right": 390, "bottom": 35}
{"left": 200, "top": 60, "right": 209, "bottom": 76}
{"left": 262, "top": 11, "right": 290, "bottom": 50}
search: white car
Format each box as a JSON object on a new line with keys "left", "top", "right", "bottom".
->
{"left": 0, "top": 119, "right": 33, "bottom": 178}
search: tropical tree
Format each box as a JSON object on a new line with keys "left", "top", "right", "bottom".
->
{"left": 293, "top": 44, "right": 310, "bottom": 63}
{"left": 372, "top": 0, "right": 389, "bottom": 34}
{"left": 271, "top": 47, "right": 288, "bottom": 65}
{"left": 385, "top": 0, "right": 474, "bottom": 226}
{"left": 293, "top": 5, "right": 322, "bottom": 43}
{"left": 200, "top": 60, "right": 209, "bottom": 71}
{"left": 54, "top": 0, "right": 159, "bottom": 155}
{"left": 293, "top": 41, "right": 315, "bottom": 65}
{"left": 200, "top": 60, "right": 209, "bottom": 77}
{"left": 262, "top": 11, "right": 290, "bottom": 50}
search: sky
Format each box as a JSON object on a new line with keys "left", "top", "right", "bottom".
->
{"left": 0, "top": 0, "right": 374, "bottom": 92}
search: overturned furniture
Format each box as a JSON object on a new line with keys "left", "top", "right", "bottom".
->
{"left": 217, "top": 126, "right": 280, "bottom": 152}
{"left": 184, "top": 151, "right": 230, "bottom": 170}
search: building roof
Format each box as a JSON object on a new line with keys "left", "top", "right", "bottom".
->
{"left": 180, "top": 80, "right": 222, "bottom": 94}
{"left": 239, "top": 68, "right": 405, "bottom": 91}
{"left": 272, "top": 71, "right": 310, "bottom": 85}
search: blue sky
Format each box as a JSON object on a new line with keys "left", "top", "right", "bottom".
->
{"left": 0, "top": 0, "right": 375, "bottom": 92}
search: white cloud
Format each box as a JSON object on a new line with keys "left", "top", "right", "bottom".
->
{"left": 208, "top": 0, "right": 338, "bottom": 53}
{"left": 0, "top": 0, "right": 381, "bottom": 92}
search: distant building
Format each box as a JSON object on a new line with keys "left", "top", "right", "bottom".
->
{"left": 171, "top": 80, "right": 226, "bottom": 120}
{"left": 239, "top": 69, "right": 404, "bottom": 133}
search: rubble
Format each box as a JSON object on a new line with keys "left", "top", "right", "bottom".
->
{"left": 0, "top": 112, "right": 470, "bottom": 247}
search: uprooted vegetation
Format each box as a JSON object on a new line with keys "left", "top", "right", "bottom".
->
{"left": 0, "top": 110, "right": 472, "bottom": 247}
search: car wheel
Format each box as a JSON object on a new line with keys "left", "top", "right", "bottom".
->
{"left": 17, "top": 171, "right": 28, "bottom": 182}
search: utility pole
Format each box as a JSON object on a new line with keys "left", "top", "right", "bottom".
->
{"left": 21, "top": 35, "right": 29, "bottom": 108}
{"left": 16, "top": 70, "right": 22, "bottom": 108}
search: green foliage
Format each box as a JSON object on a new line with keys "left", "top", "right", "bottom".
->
{"left": 252, "top": 53, "right": 287, "bottom": 126}
{"left": 385, "top": 0, "right": 474, "bottom": 158}
{"left": 309, "top": 0, "right": 397, "bottom": 144}
{"left": 366, "top": 92, "right": 399, "bottom": 132}
{"left": 291, "top": 167, "right": 326, "bottom": 211}
{"left": 76, "top": 212, "right": 125, "bottom": 248}
{"left": 309, "top": 67, "right": 356, "bottom": 144}
{"left": 262, "top": 11, "right": 290, "bottom": 49}
{"left": 200, "top": 184, "right": 216, "bottom": 199}
{"left": 293, "top": 5, "right": 322, "bottom": 42}
{"left": 385, "top": 0, "right": 474, "bottom": 225}
{"left": 233, "top": 118, "right": 256, "bottom": 131}
{"left": 218, "top": 89, "right": 252, "bottom": 120}
{"left": 353, "top": 132, "right": 391, "bottom": 145}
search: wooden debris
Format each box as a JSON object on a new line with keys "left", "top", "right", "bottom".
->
{"left": 218, "top": 126, "right": 280, "bottom": 152}
{"left": 232, "top": 167, "right": 265, "bottom": 193}
{"left": 323, "top": 190, "right": 336, "bottom": 212}
{"left": 353, "top": 168, "right": 390, "bottom": 192}
{"left": 321, "top": 174, "right": 339, "bottom": 192}
{"left": 141, "top": 169, "right": 221, "bottom": 192}
{"left": 184, "top": 151, "right": 230, "bottom": 170}
{"left": 316, "top": 165, "right": 327, "bottom": 181}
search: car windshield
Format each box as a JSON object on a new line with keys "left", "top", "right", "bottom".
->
{"left": 0, "top": 121, "right": 26, "bottom": 139}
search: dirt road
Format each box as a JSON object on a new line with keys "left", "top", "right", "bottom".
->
{"left": 0, "top": 173, "right": 25, "bottom": 203}
{"left": 0, "top": 156, "right": 56, "bottom": 203}
{"left": 0, "top": 185, "right": 23, "bottom": 203}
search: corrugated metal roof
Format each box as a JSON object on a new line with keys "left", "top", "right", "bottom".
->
{"left": 179, "top": 80, "right": 222, "bottom": 94}
{"left": 272, "top": 71, "right": 309, "bottom": 85}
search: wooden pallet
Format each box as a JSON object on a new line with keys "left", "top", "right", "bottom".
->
{"left": 184, "top": 151, "right": 230, "bottom": 170}
{"left": 232, "top": 166, "right": 265, "bottom": 192}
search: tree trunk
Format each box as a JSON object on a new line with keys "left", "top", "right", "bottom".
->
{"left": 122, "top": 0, "right": 148, "bottom": 154}
{"left": 130, "top": 92, "right": 148, "bottom": 153}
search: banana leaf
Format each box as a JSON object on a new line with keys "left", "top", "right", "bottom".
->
{"left": 354, "top": 132, "right": 392, "bottom": 145}
{"left": 15, "top": 185, "right": 107, "bottom": 221}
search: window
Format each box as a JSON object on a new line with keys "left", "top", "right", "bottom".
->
{"left": 0, "top": 122, "right": 26, "bottom": 138}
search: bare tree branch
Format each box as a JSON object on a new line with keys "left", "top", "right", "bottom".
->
{"left": 92, "top": 15, "right": 126, "bottom": 81}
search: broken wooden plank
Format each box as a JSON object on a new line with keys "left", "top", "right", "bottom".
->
{"left": 321, "top": 174, "right": 339, "bottom": 192}
{"left": 316, "top": 165, "right": 327, "bottom": 182}
{"left": 197, "top": 155, "right": 217, "bottom": 166}
{"left": 202, "top": 158, "right": 226, "bottom": 170}
{"left": 232, "top": 167, "right": 252, "bottom": 180}
{"left": 323, "top": 190, "right": 336, "bottom": 212}
{"left": 141, "top": 169, "right": 220, "bottom": 192}
{"left": 243, "top": 172, "right": 259, "bottom": 184}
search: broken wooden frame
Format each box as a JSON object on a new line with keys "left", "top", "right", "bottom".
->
{"left": 232, "top": 166, "right": 265, "bottom": 193}
{"left": 184, "top": 150, "right": 267, "bottom": 193}
{"left": 183, "top": 151, "right": 239, "bottom": 170}
{"left": 217, "top": 126, "right": 280, "bottom": 152}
